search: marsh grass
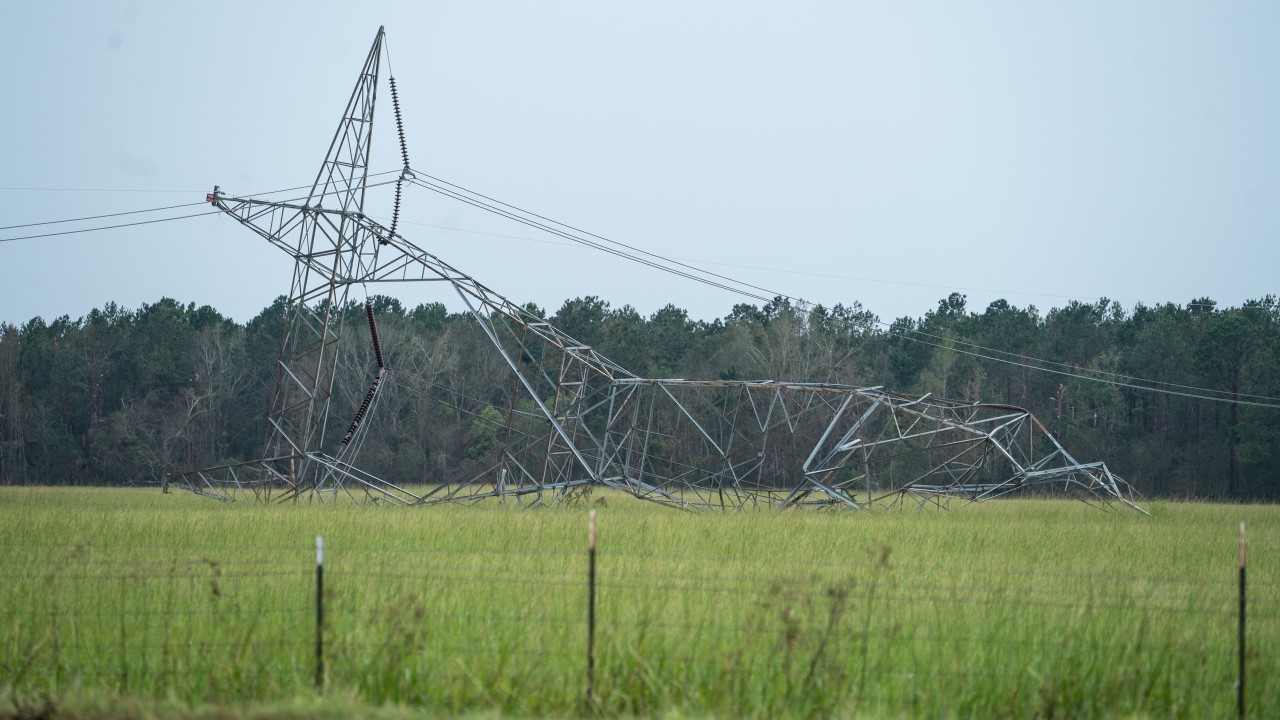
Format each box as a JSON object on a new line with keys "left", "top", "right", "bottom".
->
{"left": 0, "top": 488, "right": 1276, "bottom": 718}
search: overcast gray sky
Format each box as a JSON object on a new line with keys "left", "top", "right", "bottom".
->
{"left": 2, "top": 1, "right": 1277, "bottom": 327}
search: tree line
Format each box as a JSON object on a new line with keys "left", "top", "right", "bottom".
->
{"left": 1, "top": 292, "right": 1277, "bottom": 499}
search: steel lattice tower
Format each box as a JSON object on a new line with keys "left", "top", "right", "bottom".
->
{"left": 167, "top": 28, "right": 1145, "bottom": 513}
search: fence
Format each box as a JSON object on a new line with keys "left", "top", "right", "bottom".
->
{"left": 0, "top": 518, "right": 1272, "bottom": 718}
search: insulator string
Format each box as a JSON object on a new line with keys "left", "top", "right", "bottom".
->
{"left": 390, "top": 77, "right": 411, "bottom": 170}
{"left": 383, "top": 75, "right": 412, "bottom": 246}
{"left": 385, "top": 180, "right": 402, "bottom": 245}
{"left": 366, "top": 299, "right": 385, "bottom": 369}
{"left": 341, "top": 372, "right": 383, "bottom": 446}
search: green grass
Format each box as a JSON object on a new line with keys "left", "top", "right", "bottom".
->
{"left": 1, "top": 487, "right": 1276, "bottom": 718}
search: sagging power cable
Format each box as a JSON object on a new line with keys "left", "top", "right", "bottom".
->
{"left": 0, "top": 201, "right": 209, "bottom": 230}
{"left": 0, "top": 173, "right": 403, "bottom": 244}
{"left": 405, "top": 171, "right": 1280, "bottom": 409}
{"left": 0, "top": 210, "right": 221, "bottom": 243}
{"left": 405, "top": 176, "right": 777, "bottom": 304}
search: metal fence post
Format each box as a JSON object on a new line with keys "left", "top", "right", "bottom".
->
{"left": 586, "top": 510, "right": 598, "bottom": 713}
{"left": 1238, "top": 522, "right": 1246, "bottom": 718}
{"left": 316, "top": 535, "right": 325, "bottom": 691}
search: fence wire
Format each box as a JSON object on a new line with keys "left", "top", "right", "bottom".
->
{"left": 0, "top": 539, "right": 1269, "bottom": 717}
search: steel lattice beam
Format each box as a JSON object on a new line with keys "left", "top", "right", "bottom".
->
{"left": 165, "top": 28, "right": 1145, "bottom": 514}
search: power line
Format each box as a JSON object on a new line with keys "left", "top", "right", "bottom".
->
{"left": 890, "top": 330, "right": 1280, "bottom": 409}
{"left": 407, "top": 172, "right": 1280, "bottom": 408}
{"left": 5, "top": 172, "right": 1229, "bottom": 314}
{"left": 386, "top": 210, "right": 1274, "bottom": 401}
{"left": 0, "top": 210, "right": 221, "bottom": 243}
{"left": 0, "top": 169, "right": 404, "bottom": 200}
{"left": 4, "top": 170, "right": 1270, "bottom": 407}
{"left": 239, "top": 169, "right": 402, "bottom": 200}
{"left": 884, "top": 322, "right": 1280, "bottom": 403}
{"left": 406, "top": 176, "right": 778, "bottom": 304}
{"left": 0, "top": 186, "right": 202, "bottom": 194}
{"left": 0, "top": 172, "right": 404, "bottom": 242}
{"left": 411, "top": 170, "right": 796, "bottom": 303}
{"left": 374, "top": 215, "right": 1227, "bottom": 312}
{"left": 380, "top": 207, "right": 1233, "bottom": 313}
{"left": 0, "top": 201, "right": 208, "bottom": 231}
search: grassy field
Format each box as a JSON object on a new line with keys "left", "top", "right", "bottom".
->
{"left": 0, "top": 487, "right": 1276, "bottom": 718}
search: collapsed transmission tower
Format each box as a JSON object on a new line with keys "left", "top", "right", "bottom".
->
{"left": 166, "top": 28, "right": 1145, "bottom": 513}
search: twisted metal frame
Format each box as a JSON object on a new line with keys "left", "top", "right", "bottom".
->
{"left": 165, "top": 28, "right": 1144, "bottom": 513}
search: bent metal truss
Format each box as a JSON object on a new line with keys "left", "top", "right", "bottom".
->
{"left": 165, "top": 28, "right": 1144, "bottom": 513}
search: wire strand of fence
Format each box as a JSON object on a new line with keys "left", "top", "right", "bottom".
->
{"left": 5, "top": 566, "right": 1265, "bottom": 619}
{"left": 3, "top": 566, "right": 1259, "bottom": 614}
{"left": 4, "top": 539, "right": 1269, "bottom": 591}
